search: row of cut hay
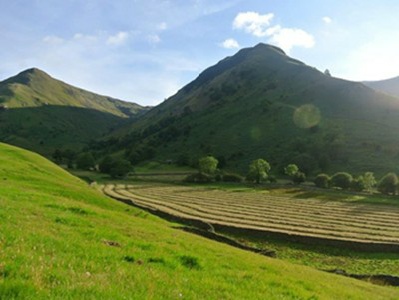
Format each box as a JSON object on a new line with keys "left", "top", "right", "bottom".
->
{"left": 179, "top": 190, "right": 399, "bottom": 219}
{"left": 122, "top": 186, "right": 399, "bottom": 235}
{"left": 129, "top": 187, "right": 399, "bottom": 224}
{"left": 125, "top": 190, "right": 399, "bottom": 235}
{"left": 125, "top": 186, "right": 399, "bottom": 229}
{"left": 121, "top": 188, "right": 399, "bottom": 239}
{"left": 130, "top": 184, "right": 399, "bottom": 217}
{"left": 109, "top": 186, "right": 399, "bottom": 243}
{"left": 152, "top": 186, "right": 399, "bottom": 220}
{"left": 108, "top": 186, "right": 399, "bottom": 244}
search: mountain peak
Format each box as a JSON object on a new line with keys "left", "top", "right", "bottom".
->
{"left": 179, "top": 43, "right": 301, "bottom": 95}
{"left": 21, "top": 67, "right": 46, "bottom": 74}
{"left": 252, "top": 43, "right": 286, "bottom": 55}
{"left": 0, "top": 68, "right": 148, "bottom": 118}
{"left": 19, "top": 67, "right": 51, "bottom": 78}
{"left": 3, "top": 67, "right": 51, "bottom": 86}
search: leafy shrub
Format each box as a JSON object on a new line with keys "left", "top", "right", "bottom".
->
{"left": 330, "top": 172, "right": 353, "bottom": 190}
{"left": 378, "top": 172, "right": 398, "bottom": 195}
{"left": 362, "top": 172, "right": 377, "bottom": 193}
{"left": 314, "top": 174, "right": 330, "bottom": 188}
{"left": 247, "top": 159, "right": 271, "bottom": 184}
{"left": 222, "top": 173, "right": 244, "bottom": 183}
{"left": 284, "top": 164, "right": 305, "bottom": 184}
{"left": 284, "top": 164, "right": 299, "bottom": 177}
{"left": 351, "top": 177, "right": 366, "bottom": 192}
{"left": 198, "top": 156, "right": 218, "bottom": 175}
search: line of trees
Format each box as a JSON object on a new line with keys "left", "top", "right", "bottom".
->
{"left": 185, "top": 156, "right": 303, "bottom": 185}
{"left": 52, "top": 148, "right": 133, "bottom": 179}
{"left": 55, "top": 147, "right": 399, "bottom": 195}
{"left": 186, "top": 155, "right": 399, "bottom": 196}
{"left": 314, "top": 171, "right": 399, "bottom": 195}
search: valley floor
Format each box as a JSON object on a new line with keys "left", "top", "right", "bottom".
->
{"left": 2, "top": 146, "right": 399, "bottom": 299}
{"left": 101, "top": 179, "right": 399, "bottom": 282}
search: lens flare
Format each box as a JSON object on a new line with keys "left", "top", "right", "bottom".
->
{"left": 293, "top": 104, "right": 321, "bottom": 129}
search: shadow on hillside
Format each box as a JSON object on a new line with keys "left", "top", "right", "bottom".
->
{"left": 0, "top": 105, "right": 131, "bottom": 155}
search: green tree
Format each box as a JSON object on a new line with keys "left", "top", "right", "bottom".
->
{"left": 351, "top": 176, "right": 365, "bottom": 192}
{"left": 378, "top": 172, "right": 398, "bottom": 195}
{"left": 284, "top": 164, "right": 305, "bottom": 184}
{"left": 247, "top": 159, "right": 271, "bottom": 184}
{"left": 76, "top": 153, "right": 96, "bottom": 170}
{"left": 363, "top": 172, "right": 377, "bottom": 193}
{"left": 109, "top": 159, "right": 132, "bottom": 178}
{"left": 314, "top": 173, "right": 330, "bottom": 188}
{"left": 198, "top": 156, "right": 218, "bottom": 175}
{"left": 330, "top": 172, "right": 353, "bottom": 190}
{"left": 284, "top": 164, "right": 299, "bottom": 177}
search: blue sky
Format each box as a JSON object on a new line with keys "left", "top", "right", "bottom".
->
{"left": 1, "top": 0, "right": 399, "bottom": 106}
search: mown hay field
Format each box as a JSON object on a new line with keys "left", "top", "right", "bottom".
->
{"left": 102, "top": 184, "right": 399, "bottom": 247}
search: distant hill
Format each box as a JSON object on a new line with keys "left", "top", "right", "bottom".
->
{"left": 104, "top": 43, "right": 399, "bottom": 175}
{"left": 0, "top": 68, "right": 150, "bottom": 155}
{"left": 363, "top": 76, "right": 399, "bottom": 98}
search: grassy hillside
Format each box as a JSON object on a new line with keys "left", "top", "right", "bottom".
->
{"left": 0, "top": 106, "right": 124, "bottom": 156}
{"left": 0, "top": 68, "right": 150, "bottom": 156}
{"left": 0, "top": 68, "right": 147, "bottom": 117}
{"left": 364, "top": 76, "right": 399, "bottom": 98}
{"left": 1, "top": 143, "right": 398, "bottom": 299}
{"left": 104, "top": 43, "right": 399, "bottom": 176}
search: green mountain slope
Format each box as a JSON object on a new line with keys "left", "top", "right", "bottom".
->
{"left": 1, "top": 142, "right": 398, "bottom": 299}
{"left": 0, "top": 68, "right": 147, "bottom": 117}
{"left": 0, "top": 68, "right": 150, "bottom": 155}
{"left": 107, "top": 43, "right": 399, "bottom": 175}
{"left": 364, "top": 76, "right": 399, "bottom": 98}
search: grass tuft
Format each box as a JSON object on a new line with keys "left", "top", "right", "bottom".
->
{"left": 179, "top": 255, "right": 201, "bottom": 270}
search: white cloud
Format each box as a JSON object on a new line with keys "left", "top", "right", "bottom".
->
{"left": 220, "top": 38, "right": 239, "bottom": 49}
{"left": 43, "top": 35, "right": 64, "bottom": 45}
{"left": 323, "top": 16, "right": 332, "bottom": 24}
{"left": 268, "top": 27, "right": 315, "bottom": 53}
{"left": 106, "top": 31, "right": 129, "bottom": 46}
{"left": 232, "top": 11, "right": 315, "bottom": 53}
{"left": 233, "top": 12, "right": 274, "bottom": 37}
{"left": 147, "top": 34, "right": 161, "bottom": 44}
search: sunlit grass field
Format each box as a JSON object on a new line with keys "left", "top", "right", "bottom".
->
{"left": 1, "top": 142, "right": 399, "bottom": 299}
